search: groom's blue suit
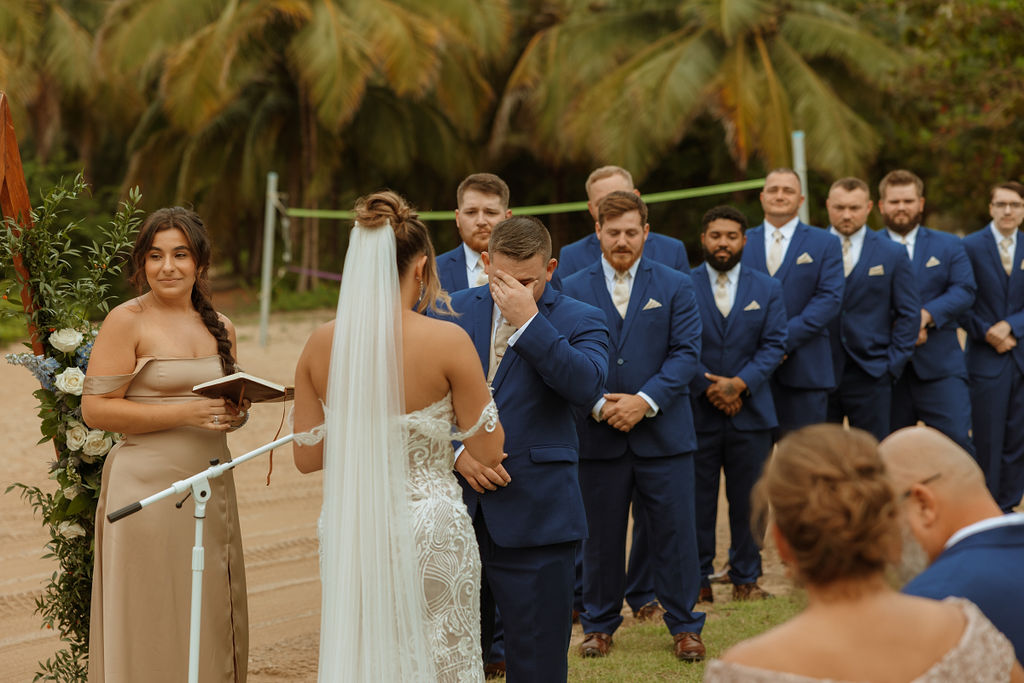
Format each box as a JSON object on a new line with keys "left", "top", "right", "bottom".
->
{"left": 447, "top": 282, "right": 609, "bottom": 682}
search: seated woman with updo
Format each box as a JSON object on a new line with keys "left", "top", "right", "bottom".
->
{"left": 704, "top": 424, "right": 1024, "bottom": 683}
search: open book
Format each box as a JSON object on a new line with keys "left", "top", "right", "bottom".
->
{"left": 192, "top": 372, "right": 294, "bottom": 404}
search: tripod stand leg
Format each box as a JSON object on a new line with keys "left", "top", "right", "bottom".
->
{"left": 188, "top": 478, "right": 211, "bottom": 683}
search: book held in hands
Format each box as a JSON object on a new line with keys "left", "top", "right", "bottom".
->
{"left": 192, "top": 372, "right": 294, "bottom": 404}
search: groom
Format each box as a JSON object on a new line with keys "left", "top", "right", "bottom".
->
{"left": 446, "top": 216, "right": 609, "bottom": 681}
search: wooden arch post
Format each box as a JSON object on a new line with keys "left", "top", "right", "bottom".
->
{"left": 0, "top": 91, "right": 42, "bottom": 355}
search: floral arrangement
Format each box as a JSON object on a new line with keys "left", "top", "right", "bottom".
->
{"left": 1, "top": 175, "right": 142, "bottom": 682}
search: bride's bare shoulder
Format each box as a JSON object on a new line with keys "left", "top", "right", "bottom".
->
{"left": 299, "top": 320, "right": 335, "bottom": 358}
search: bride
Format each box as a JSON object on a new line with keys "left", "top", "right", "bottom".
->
{"left": 291, "top": 190, "right": 506, "bottom": 681}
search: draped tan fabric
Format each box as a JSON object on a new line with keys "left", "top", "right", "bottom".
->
{"left": 86, "top": 356, "right": 247, "bottom": 683}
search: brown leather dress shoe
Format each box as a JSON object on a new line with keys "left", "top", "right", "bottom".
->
{"left": 579, "top": 632, "right": 613, "bottom": 657}
{"left": 483, "top": 660, "right": 506, "bottom": 679}
{"left": 698, "top": 586, "right": 714, "bottom": 603}
{"left": 633, "top": 600, "right": 666, "bottom": 623}
{"left": 732, "top": 582, "right": 772, "bottom": 601}
{"left": 673, "top": 631, "right": 706, "bottom": 662}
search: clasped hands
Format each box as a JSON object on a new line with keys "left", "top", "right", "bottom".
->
{"left": 704, "top": 373, "right": 747, "bottom": 417}
{"left": 600, "top": 394, "right": 648, "bottom": 432}
{"left": 985, "top": 320, "right": 1018, "bottom": 354}
{"left": 455, "top": 452, "right": 511, "bottom": 494}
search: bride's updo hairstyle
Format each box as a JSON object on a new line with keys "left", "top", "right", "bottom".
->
{"left": 354, "top": 190, "right": 452, "bottom": 315}
{"left": 130, "top": 207, "right": 235, "bottom": 376}
{"left": 752, "top": 424, "right": 900, "bottom": 586}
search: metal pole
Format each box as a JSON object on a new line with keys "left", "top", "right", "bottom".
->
{"left": 259, "top": 172, "right": 279, "bottom": 347}
{"left": 792, "top": 130, "right": 809, "bottom": 224}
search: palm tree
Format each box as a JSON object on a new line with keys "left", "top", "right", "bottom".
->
{"left": 96, "top": 0, "right": 510, "bottom": 284}
{"left": 493, "top": 0, "right": 903, "bottom": 179}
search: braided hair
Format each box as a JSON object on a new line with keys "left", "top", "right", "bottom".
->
{"left": 129, "top": 207, "right": 235, "bottom": 376}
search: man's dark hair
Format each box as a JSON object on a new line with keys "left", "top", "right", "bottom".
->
{"left": 701, "top": 205, "right": 749, "bottom": 233}
{"left": 991, "top": 181, "right": 1024, "bottom": 202}
{"left": 830, "top": 177, "right": 871, "bottom": 196}
{"left": 457, "top": 173, "right": 510, "bottom": 208}
{"left": 597, "top": 191, "right": 648, "bottom": 226}
{"left": 488, "top": 216, "right": 552, "bottom": 261}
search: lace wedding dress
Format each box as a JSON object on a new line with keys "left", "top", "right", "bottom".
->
{"left": 298, "top": 393, "right": 497, "bottom": 683}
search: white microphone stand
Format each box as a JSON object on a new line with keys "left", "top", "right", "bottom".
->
{"left": 107, "top": 433, "right": 295, "bottom": 683}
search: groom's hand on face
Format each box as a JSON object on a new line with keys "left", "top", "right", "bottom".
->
{"left": 489, "top": 270, "right": 538, "bottom": 328}
{"left": 455, "top": 452, "right": 511, "bottom": 494}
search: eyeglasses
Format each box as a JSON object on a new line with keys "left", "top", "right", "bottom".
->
{"left": 899, "top": 472, "right": 942, "bottom": 500}
{"left": 992, "top": 201, "right": 1024, "bottom": 211}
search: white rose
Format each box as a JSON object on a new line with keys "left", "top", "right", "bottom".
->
{"left": 65, "top": 420, "right": 88, "bottom": 451}
{"left": 54, "top": 367, "right": 85, "bottom": 396}
{"left": 49, "top": 328, "right": 83, "bottom": 354}
{"left": 82, "top": 430, "right": 113, "bottom": 457}
{"left": 57, "top": 521, "right": 86, "bottom": 539}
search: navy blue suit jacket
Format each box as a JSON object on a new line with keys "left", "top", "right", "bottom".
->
{"left": 742, "top": 221, "right": 844, "bottom": 389}
{"left": 561, "top": 259, "right": 701, "bottom": 459}
{"left": 829, "top": 229, "right": 920, "bottom": 381}
{"left": 961, "top": 226, "right": 1024, "bottom": 377}
{"left": 445, "top": 284, "right": 609, "bottom": 548}
{"left": 437, "top": 243, "right": 563, "bottom": 294}
{"left": 558, "top": 232, "right": 689, "bottom": 278}
{"left": 689, "top": 265, "right": 788, "bottom": 432}
{"left": 436, "top": 244, "right": 470, "bottom": 293}
{"left": 903, "top": 522, "right": 1024, "bottom": 662}
{"left": 882, "top": 226, "right": 976, "bottom": 380}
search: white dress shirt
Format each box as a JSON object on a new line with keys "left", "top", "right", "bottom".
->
{"left": 463, "top": 243, "right": 485, "bottom": 287}
{"left": 829, "top": 225, "right": 867, "bottom": 273}
{"left": 591, "top": 257, "right": 658, "bottom": 422}
{"left": 704, "top": 261, "right": 741, "bottom": 311}
{"left": 944, "top": 512, "right": 1024, "bottom": 550}
{"left": 989, "top": 222, "right": 1017, "bottom": 253}
{"left": 886, "top": 225, "right": 919, "bottom": 261}
{"left": 763, "top": 215, "right": 800, "bottom": 268}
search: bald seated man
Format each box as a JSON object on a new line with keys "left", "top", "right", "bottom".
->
{"left": 880, "top": 426, "right": 1024, "bottom": 663}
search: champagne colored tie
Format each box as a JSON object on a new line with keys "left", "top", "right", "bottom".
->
{"left": 475, "top": 268, "right": 489, "bottom": 287}
{"left": 767, "top": 229, "right": 784, "bottom": 276}
{"left": 612, "top": 271, "right": 630, "bottom": 318}
{"left": 842, "top": 236, "right": 853, "bottom": 277}
{"left": 1000, "top": 237, "right": 1014, "bottom": 276}
{"left": 488, "top": 318, "right": 517, "bottom": 381}
{"left": 900, "top": 235, "right": 912, "bottom": 261}
{"left": 714, "top": 272, "right": 732, "bottom": 317}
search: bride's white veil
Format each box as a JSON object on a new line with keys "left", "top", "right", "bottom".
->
{"left": 318, "top": 221, "right": 434, "bottom": 681}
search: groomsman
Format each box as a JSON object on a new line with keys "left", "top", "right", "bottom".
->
{"left": 878, "top": 169, "right": 976, "bottom": 454}
{"left": 825, "top": 177, "right": 920, "bottom": 440}
{"left": 446, "top": 216, "right": 609, "bottom": 682}
{"left": 741, "top": 168, "right": 844, "bottom": 432}
{"left": 436, "top": 173, "right": 512, "bottom": 293}
{"left": 558, "top": 165, "right": 688, "bottom": 277}
{"left": 561, "top": 192, "right": 707, "bottom": 661}
{"left": 690, "top": 206, "right": 787, "bottom": 603}
{"left": 961, "top": 180, "right": 1024, "bottom": 510}
{"left": 560, "top": 164, "right": 688, "bottom": 623}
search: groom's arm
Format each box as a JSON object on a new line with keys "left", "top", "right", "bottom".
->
{"left": 512, "top": 301, "right": 609, "bottom": 407}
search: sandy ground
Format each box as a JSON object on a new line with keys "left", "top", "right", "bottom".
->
{"left": 0, "top": 308, "right": 790, "bottom": 682}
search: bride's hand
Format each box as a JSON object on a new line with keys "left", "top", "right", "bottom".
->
{"left": 455, "top": 452, "right": 511, "bottom": 493}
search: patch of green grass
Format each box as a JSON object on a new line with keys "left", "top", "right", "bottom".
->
{"left": 0, "top": 316, "right": 30, "bottom": 347}
{"left": 567, "top": 593, "right": 806, "bottom": 682}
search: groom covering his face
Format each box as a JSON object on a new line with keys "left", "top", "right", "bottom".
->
{"left": 443, "top": 216, "right": 610, "bottom": 682}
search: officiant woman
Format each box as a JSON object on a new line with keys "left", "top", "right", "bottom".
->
{"left": 82, "top": 207, "right": 250, "bottom": 683}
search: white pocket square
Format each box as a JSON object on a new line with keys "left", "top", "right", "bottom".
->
{"left": 642, "top": 298, "right": 661, "bottom": 311}
{"left": 925, "top": 256, "right": 941, "bottom": 268}
{"left": 868, "top": 265, "right": 885, "bottom": 276}
{"left": 743, "top": 300, "right": 761, "bottom": 311}
{"left": 1019, "top": 258, "right": 1024, "bottom": 271}
{"left": 796, "top": 252, "right": 814, "bottom": 265}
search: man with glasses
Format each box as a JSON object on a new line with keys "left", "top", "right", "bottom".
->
{"left": 880, "top": 426, "right": 1024, "bottom": 662}
{"left": 961, "top": 181, "right": 1024, "bottom": 511}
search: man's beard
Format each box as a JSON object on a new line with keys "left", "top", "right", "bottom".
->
{"left": 881, "top": 210, "right": 924, "bottom": 235}
{"left": 892, "top": 521, "right": 932, "bottom": 587}
{"left": 702, "top": 244, "right": 742, "bottom": 272}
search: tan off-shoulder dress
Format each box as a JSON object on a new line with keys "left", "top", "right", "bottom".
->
{"left": 86, "top": 356, "right": 247, "bottom": 683}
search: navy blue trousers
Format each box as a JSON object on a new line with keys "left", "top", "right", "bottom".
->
{"left": 578, "top": 450, "right": 704, "bottom": 636}
{"left": 474, "top": 509, "right": 574, "bottom": 682}
{"left": 891, "top": 365, "right": 975, "bottom": 455}
{"left": 970, "top": 368, "right": 1024, "bottom": 511}
{"left": 827, "top": 356, "right": 892, "bottom": 441}
{"left": 770, "top": 378, "right": 829, "bottom": 435}
{"left": 693, "top": 427, "right": 772, "bottom": 585}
